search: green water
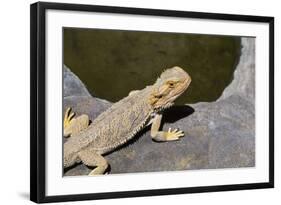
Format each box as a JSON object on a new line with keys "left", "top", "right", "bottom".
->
{"left": 64, "top": 28, "right": 241, "bottom": 104}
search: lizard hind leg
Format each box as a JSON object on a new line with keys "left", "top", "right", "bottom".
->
{"left": 78, "top": 149, "right": 109, "bottom": 175}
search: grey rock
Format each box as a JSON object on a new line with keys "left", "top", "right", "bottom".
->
{"left": 64, "top": 65, "right": 91, "bottom": 97}
{"left": 64, "top": 37, "right": 255, "bottom": 176}
{"left": 219, "top": 38, "right": 255, "bottom": 103}
{"left": 64, "top": 96, "right": 111, "bottom": 119}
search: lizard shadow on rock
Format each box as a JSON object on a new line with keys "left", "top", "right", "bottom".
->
{"left": 162, "top": 105, "right": 195, "bottom": 123}
{"left": 64, "top": 163, "right": 79, "bottom": 173}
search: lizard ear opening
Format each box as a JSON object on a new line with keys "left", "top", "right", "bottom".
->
{"left": 149, "top": 92, "right": 162, "bottom": 106}
{"left": 153, "top": 93, "right": 164, "bottom": 98}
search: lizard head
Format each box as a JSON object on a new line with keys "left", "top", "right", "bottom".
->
{"left": 149, "top": 66, "right": 191, "bottom": 110}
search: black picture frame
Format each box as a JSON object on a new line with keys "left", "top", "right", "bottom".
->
{"left": 30, "top": 1, "right": 274, "bottom": 203}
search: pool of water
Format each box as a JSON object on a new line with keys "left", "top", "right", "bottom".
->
{"left": 64, "top": 28, "right": 241, "bottom": 104}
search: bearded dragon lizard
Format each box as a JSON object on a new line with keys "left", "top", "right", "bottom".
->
{"left": 63, "top": 66, "right": 191, "bottom": 175}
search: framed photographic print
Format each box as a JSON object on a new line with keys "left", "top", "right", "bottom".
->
{"left": 30, "top": 1, "right": 274, "bottom": 203}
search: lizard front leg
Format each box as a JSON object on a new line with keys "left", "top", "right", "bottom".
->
{"left": 78, "top": 149, "right": 109, "bottom": 175}
{"left": 150, "top": 113, "right": 184, "bottom": 141}
{"left": 64, "top": 107, "right": 90, "bottom": 137}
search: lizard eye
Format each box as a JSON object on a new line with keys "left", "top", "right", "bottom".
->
{"left": 168, "top": 82, "right": 175, "bottom": 88}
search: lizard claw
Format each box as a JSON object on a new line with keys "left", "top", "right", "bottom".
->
{"left": 64, "top": 107, "right": 75, "bottom": 128}
{"left": 63, "top": 107, "right": 90, "bottom": 137}
{"left": 166, "top": 128, "right": 184, "bottom": 141}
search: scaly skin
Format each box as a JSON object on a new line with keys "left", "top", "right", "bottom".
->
{"left": 64, "top": 66, "right": 192, "bottom": 175}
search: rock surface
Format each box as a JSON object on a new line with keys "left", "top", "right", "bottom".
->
{"left": 64, "top": 65, "right": 91, "bottom": 98}
{"left": 220, "top": 38, "right": 255, "bottom": 103}
{"left": 63, "top": 38, "right": 255, "bottom": 175}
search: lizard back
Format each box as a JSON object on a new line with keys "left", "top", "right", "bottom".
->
{"left": 65, "top": 87, "right": 153, "bottom": 155}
